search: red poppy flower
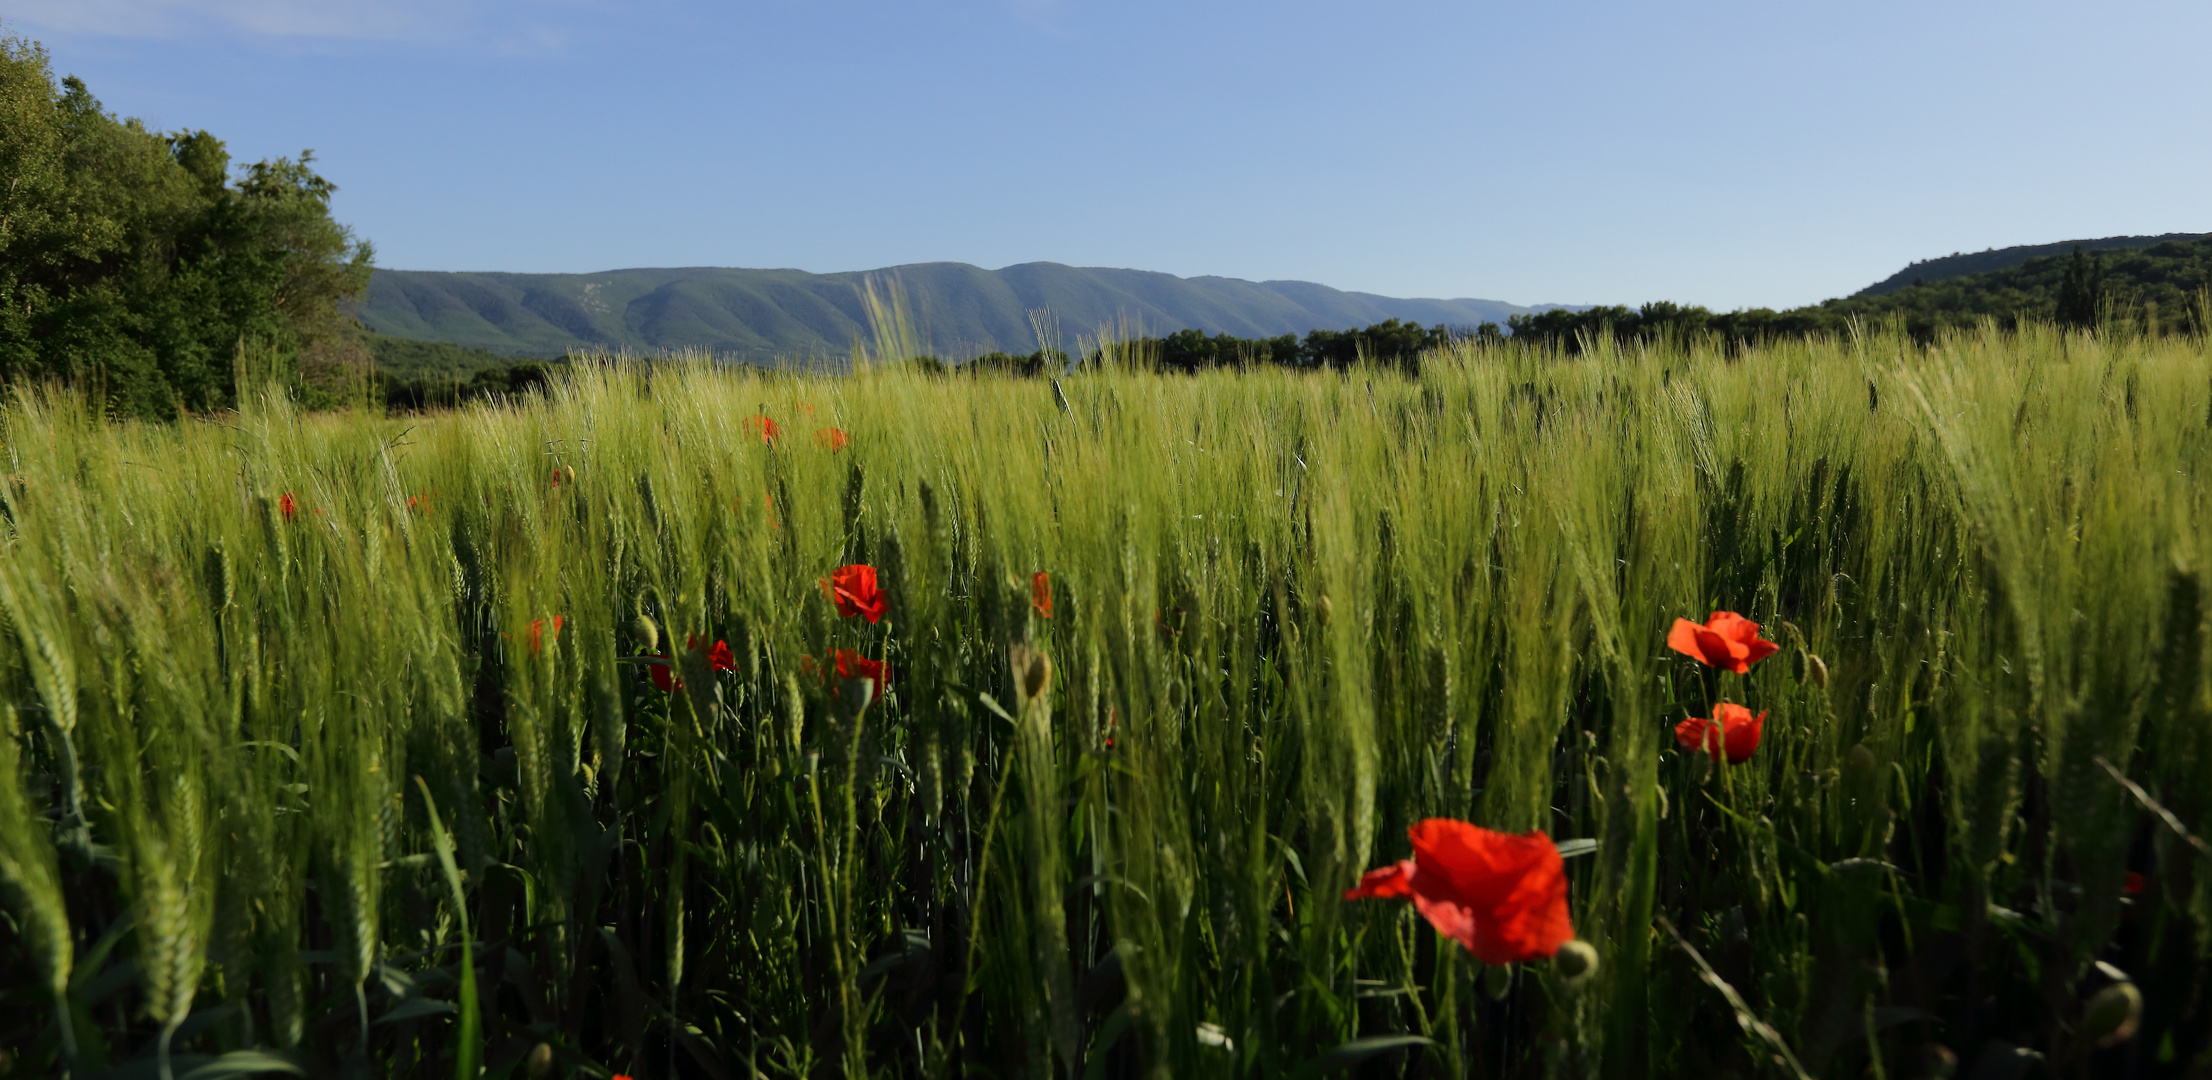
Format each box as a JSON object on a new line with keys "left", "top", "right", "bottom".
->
{"left": 279, "top": 492, "right": 298, "bottom": 522}
{"left": 684, "top": 634, "right": 738, "bottom": 673}
{"left": 830, "top": 647, "right": 886, "bottom": 691}
{"left": 405, "top": 493, "right": 428, "bottom": 514}
{"left": 1344, "top": 819, "right": 1573, "bottom": 965}
{"left": 549, "top": 467, "right": 563, "bottom": 487}
{"left": 2125, "top": 871, "right": 2146, "bottom": 895}
{"left": 1667, "top": 611, "right": 1780, "bottom": 674}
{"left": 1674, "top": 703, "right": 1767, "bottom": 764}
{"left": 648, "top": 654, "right": 680, "bottom": 692}
{"left": 744, "top": 415, "right": 782, "bottom": 445}
{"left": 527, "top": 615, "right": 565, "bottom": 656}
{"left": 815, "top": 427, "right": 851, "bottom": 451}
{"left": 1031, "top": 571, "right": 1053, "bottom": 618}
{"left": 821, "top": 564, "right": 887, "bottom": 623}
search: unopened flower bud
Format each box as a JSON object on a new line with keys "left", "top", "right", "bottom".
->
{"left": 525, "top": 1042, "right": 554, "bottom": 1078}
{"left": 1482, "top": 962, "right": 1513, "bottom": 1000}
{"left": 2082, "top": 980, "right": 2143, "bottom": 1048}
{"left": 1553, "top": 939, "right": 1599, "bottom": 982}
{"left": 634, "top": 614, "right": 660, "bottom": 653}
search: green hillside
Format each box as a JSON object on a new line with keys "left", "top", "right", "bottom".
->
{"left": 1856, "top": 231, "right": 2205, "bottom": 296}
{"left": 359, "top": 262, "right": 1567, "bottom": 363}
{"left": 1511, "top": 235, "right": 2212, "bottom": 348}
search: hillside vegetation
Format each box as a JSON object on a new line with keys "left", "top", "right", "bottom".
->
{"left": 1856, "top": 232, "right": 2206, "bottom": 296}
{"left": 1, "top": 327, "right": 2207, "bottom": 1078}
{"left": 1510, "top": 236, "right": 2212, "bottom": 349}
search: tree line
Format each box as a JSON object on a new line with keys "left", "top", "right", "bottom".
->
{"left": 1506, "top": 241, "right": 2212, "bottom": 352}
{"left": 1, "top": 34, "right": 374, "bottom": 419}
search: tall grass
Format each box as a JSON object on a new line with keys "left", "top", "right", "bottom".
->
{"left": 0, "top": 323, "right": 2208, "bottom": 1079}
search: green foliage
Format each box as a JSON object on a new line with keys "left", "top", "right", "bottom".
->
{"left": 1858, "top": 232, "right": 2205, "bottom": 296}
{"left": 0, "top": 325, "right": 2207, "bottom": 1078}
{"left": 0, "top": 33, "right": 373, "bottom": 420}
{"left": 1510, "top": 238, "right": 2212, "bottom": 350}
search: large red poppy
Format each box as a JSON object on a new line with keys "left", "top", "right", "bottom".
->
{"left": 822, "top": 564, "right": 887, "bottom": 623}
{"left": 1673, "top": 703, "right": 1766, "bottom": 764}
{"left": 744, "top": 416, "right": 782, "bottom": 445}
{"left": 1031, "top": 571, "right": 1053, "bottom": 618}
{"left": 1667, "top": 611, "right": 1779, "bottom": 674}
{"left": 1344, "top": 819, "right": 1573, "bottom": 965}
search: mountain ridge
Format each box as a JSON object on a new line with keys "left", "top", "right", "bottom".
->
{"left": 357, "top": 261, "right": 1574, "bottom": 362}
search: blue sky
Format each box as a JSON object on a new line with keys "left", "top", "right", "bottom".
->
{"left": 9, "top": 0, "right": 2209, "bottom": 310}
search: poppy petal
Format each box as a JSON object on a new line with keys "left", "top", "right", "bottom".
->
{"left": 1666, "top": 618, "right": 1708, "bottom": 663}
{"left": 1344, "top": 859, "right": 1417, "bottom": 900}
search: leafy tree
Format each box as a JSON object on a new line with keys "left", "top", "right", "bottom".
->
{"left": 0, "top": 33, "right": 373, "bottom": 419}
{"left": 2054, "top": 245, "right": 2106, "bottom": 329}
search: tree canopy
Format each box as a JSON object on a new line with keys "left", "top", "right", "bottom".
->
{"left": 0, "top": 34, "right": 373, "bottom": 419}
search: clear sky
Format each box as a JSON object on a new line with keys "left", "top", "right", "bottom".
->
{"left": 9, "top": 0, "right": 2209, "bottom": 310}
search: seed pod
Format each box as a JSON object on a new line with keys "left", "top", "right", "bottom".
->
{"left": 1482, "top": 962, "right": 1513, "bottom": 1000}
{"left": 634, "top": 614, "right": 660, "bottom": 653}
{"left": 525, "top": 1042, "right": 554, "bottom": 1078}
{"left": 1805, "top": 653, "right": 1829, "bottom": 690}
{"left": 1553, "top": 939, "right": 1599, "bottom": 982}
{"left": 2082, "top": 981, "right": 2143, "bottom": 1048}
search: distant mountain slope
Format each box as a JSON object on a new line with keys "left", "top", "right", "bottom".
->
{"left": 358, "top": 262, "right": 1571, "bottom": 362}
{"left": 1856, "top": 233, "right": 2206, "bottom": 297}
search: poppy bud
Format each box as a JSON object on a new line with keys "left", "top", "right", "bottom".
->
{"left": 525, "top": 1043, "right": 554, "bottom": 1078}
{"left": 2081, "top": 980, "right": 2142, "bottom": 1047}
{"left": 1805, "top": 653, "right": 1829, "bottom": 690}
{"left": 1918, "top": 1044, "right": 1957, "bottom": 1079}
{"left": 1482, "top": 962, "right": 1514, "bottom": 1000}
{"left": 634, "top": 614, "right": 660, "bottom": 653}
{"left": 1553, "top": 939, "right": 1598, "bottom": 982}
{"left": 1014, "top": 647, "right": 1052, "bottom": 705}
{"left": 1316, "top": 594, "right": 1333, "bottom": 626}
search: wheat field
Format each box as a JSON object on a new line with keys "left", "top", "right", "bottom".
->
{"left": 0, "top": 324, "right": 2208, "bottom": 1079}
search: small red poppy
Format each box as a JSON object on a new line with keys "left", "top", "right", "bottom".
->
{"left": 685, "top": 634, "right": 738, "bottom": 673}
{"left": 527, "top": 615, "right": 565, "bottom": 656}
{"left": 1674, "top": 703, "right": 1767, "bottom": 764}
{"left": 830, "top": 647, "right": 887, "bottom": 692}
{"left": 1667, "top": 611, "right": 1780, "bottom": 674}
{"left": 1344, "top": 819, "right": 1573, "bottom": 965}
{"left": 2125, "top": 871, "right": 2146, "bottom": 895}
{"left": 744, "top": 415, "right": 782, "bottom": 445}
{"left": 1031, "top": 572, "right": 1053, "bottom": 619}
{"left": 815, "top": 427, "right": 851, "bottom": 451}
{"left": 549, "top": 468, "right": 563, "bottom": 487}
{"left": 821, "top": 564, "right": 887, "bottom": 623}
{"left": 405, "top": 493, "right": 428, "bottom": 514}
{"left": 279, "top": 492, "right": 298, "bottom": 522}
{"left": 648, "top": 654, "right": 680, "bottom": 692}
